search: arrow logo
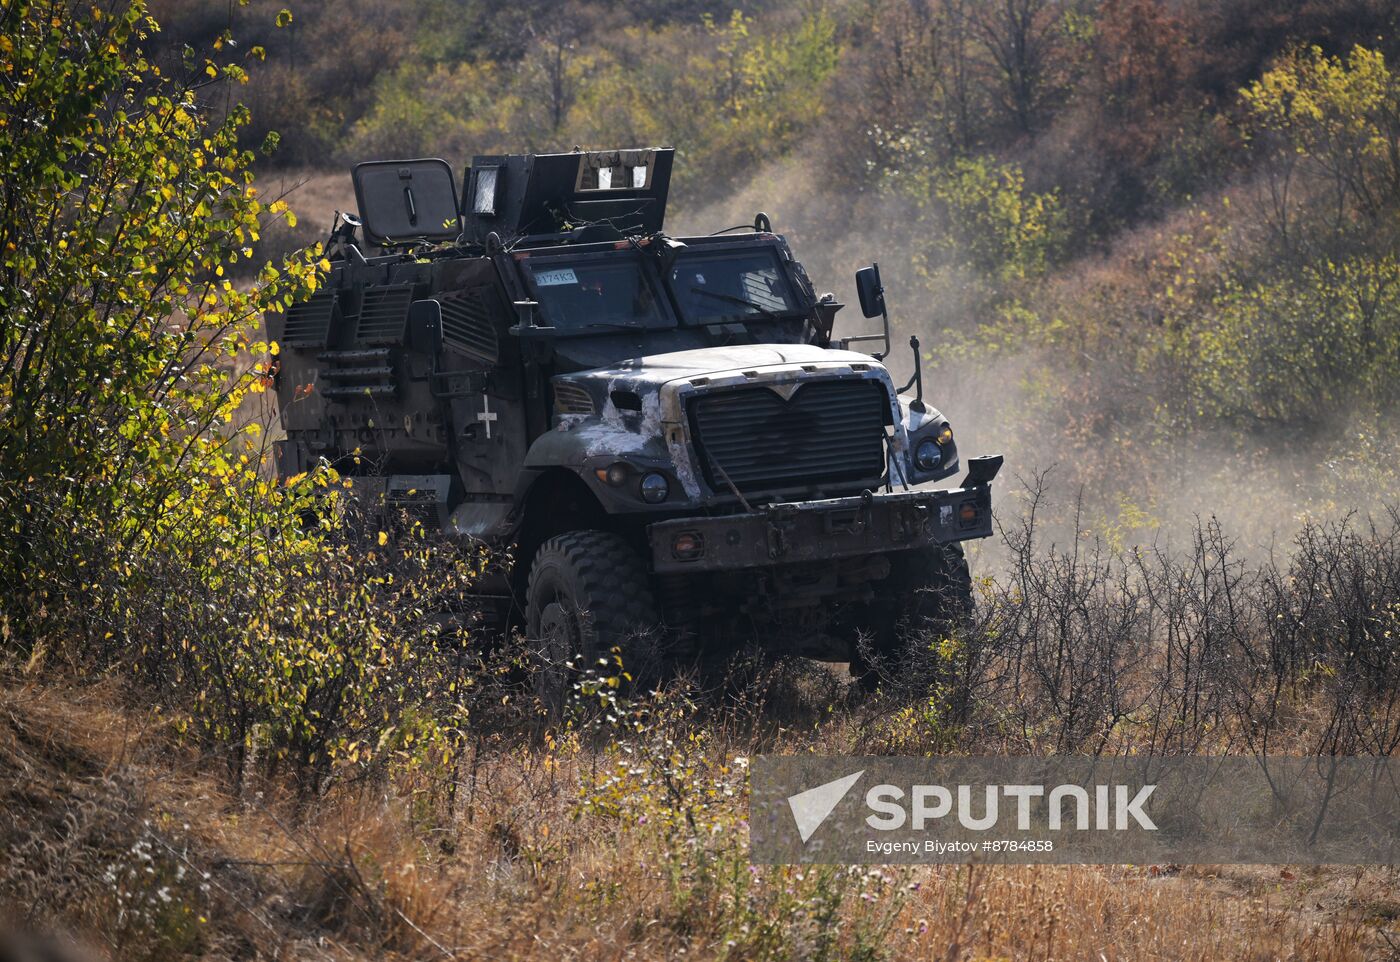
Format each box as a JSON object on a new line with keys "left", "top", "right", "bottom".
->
{"left": 787, "top": 770, "right": 865, "bottom": 843}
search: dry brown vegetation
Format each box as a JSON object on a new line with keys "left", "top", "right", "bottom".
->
{"left": 3, "top": 673, "right": 1398, "bottom": 961}
{"left": 7, "top": 494, "right": 1400, "bottom": 959}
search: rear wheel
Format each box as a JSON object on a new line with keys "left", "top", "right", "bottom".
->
{"left": 851, "top": 543, "right": 973, "bottom": 693}
{"left": 525, "top": 530, "right": 660, "bottom": 709}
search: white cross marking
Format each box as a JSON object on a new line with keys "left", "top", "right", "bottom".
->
{"left": 477, "top": 394, "right": 498, "bottom": 439}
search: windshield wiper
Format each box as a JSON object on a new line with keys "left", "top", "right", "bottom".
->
{"left": 688, "top": 287, "right": 782, "bottom": 319}
{"left": 586, "top": 321, "right": 649, "bottom": 331}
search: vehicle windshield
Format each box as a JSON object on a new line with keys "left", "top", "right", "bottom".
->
{"left": 523, "top": 256, "right": 672, "bottom": 332}
{"left": 669, "top": 248, "right": 800, "bottom": 324}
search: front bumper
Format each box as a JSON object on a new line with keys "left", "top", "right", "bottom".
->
{"left": 647, "top": 483, "right": 993, "bottom": 574}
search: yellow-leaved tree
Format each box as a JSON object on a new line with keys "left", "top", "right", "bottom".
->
{"left": 0, "top": 0, "right": 321, "bottom": 629}
{"left": 0, "top": 0, "right": 480, "bottom": 795}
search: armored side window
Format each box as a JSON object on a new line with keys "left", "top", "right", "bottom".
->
{"left": 521, "top": 254, "right": 675, "bottom": 334}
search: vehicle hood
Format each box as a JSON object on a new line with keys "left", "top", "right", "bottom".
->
{"left": 546, "top": 343, "right": 902, "bottom": 499}
{"left": 558, "top": 343, "right": 883, "bottom": 393}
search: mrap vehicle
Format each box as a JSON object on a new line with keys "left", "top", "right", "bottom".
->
{"left": 270, "top": 147, "right": 1001, "bottom": 691}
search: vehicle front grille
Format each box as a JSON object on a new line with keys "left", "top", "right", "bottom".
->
{"left": 688, "top": 379, "right": 888, "bottom": 494}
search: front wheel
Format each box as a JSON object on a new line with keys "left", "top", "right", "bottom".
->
{"left": 851, "top": 543, "right": 973, "bottom": 693}
{"left": 525, "top": 530, "right": 660, "bottom": 709}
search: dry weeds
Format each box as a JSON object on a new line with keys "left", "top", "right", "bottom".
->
{"left": 2, "top": 679, "right": 1397, "bottom": 961}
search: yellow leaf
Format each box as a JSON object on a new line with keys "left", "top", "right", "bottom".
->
{"left": 377, "top": 531, "right": 388, "bottom": 546}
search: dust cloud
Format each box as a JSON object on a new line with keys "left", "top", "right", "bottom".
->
{"left": 674, "top": 157, "right": 1398, "bottom": 567}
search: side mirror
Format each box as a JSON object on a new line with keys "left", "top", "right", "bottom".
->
{"left": 839, "top": 262, "right": 891, "bottom": 360}
{"left": 408, "top": 299, "right": 444, "bottom": 356}
{"left": 855, "top": 264, "right": 885, "bottom": 319}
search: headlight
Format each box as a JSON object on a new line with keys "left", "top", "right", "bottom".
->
{"left": 640, "top": 472, "right": 670, "bottom": 503}
{"left": 597, "top": 462, "right": 630, "bottom": 486}
{"left": 914, "top": 439, "right": 942, "bottom": 471}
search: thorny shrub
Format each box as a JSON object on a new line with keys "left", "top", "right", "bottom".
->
{"left": 866, "top": 479, "right": 1400, "bottom": 759}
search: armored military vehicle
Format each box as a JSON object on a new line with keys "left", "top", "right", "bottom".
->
{"left": 270, "top": 147, "right": 1001, "bottom": 692}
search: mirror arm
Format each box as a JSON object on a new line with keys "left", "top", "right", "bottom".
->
{"left": 896, "top": 335, "right": 925, "bottom": 412}
{"left": 875, "top": 301, "right": 890, "bottom": 361}
{"left": 408, "top": 298, "right": 466, "bottom": 401}
{"left": 851, "top": 262, "right": 892, "bottom": 360}
{"left": 508, "top": 300, "right": 556, "bottom": 365}
{"left": 842, "top": 309, "right": 891, "bottom": 359}
{"left": 872, "top": 262, "right": 890, "bottom": 360}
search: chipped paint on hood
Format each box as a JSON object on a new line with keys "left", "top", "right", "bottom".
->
{"left": 552, "top": 343, "right": 906, "bottom": 500}
{"left": 557, "top": 387, "right": 665, "bottom": 457}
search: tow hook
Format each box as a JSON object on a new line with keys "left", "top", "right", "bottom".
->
{"left": 893, "top": 502, "right": 930, "bottom": 543}
{"left": 766, "top": 504, "right": 797, "bottom": 560}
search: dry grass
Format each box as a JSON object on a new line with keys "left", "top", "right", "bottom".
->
{"left": 7, "top": 500, "right": 1400, "bottom": 959}
{"left": 2, "top": 679, "right": 1397, "bottom": 961}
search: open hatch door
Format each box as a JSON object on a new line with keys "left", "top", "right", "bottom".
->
{"left": 352, "top": 158, "right": 461, "bottom": 247}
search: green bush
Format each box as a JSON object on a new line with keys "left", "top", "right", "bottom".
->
{"left": 106, "top": 503, "right": 486, "bottom": 794}
{"left": 0, "top": 1, "right": 486, "bottom": 797}
{"left": 1243, "top": 45, "right": 1400, "bottom": 241}
{"left": 1166, "top": 255, "right": 1400, "bottom": 427}
{"left": 0, "top": 0, "right": 320, "bottom": 640}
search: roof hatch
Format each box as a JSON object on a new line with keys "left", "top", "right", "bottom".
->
{"left": 352, "top": 158, "right": 461, "bottom": 246}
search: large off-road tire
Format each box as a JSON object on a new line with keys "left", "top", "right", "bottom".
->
{"left": 525, "top": 530, "right": 660, "bottom": 709}
{"left": 851, "top": 542, "right": 973, "bottom": 693}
